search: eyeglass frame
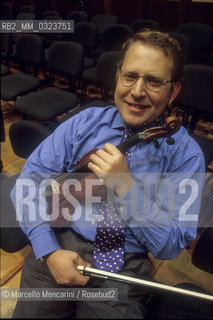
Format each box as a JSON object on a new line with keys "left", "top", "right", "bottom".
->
{"left": 118, "top": 69, "right": 175, "bottom": 92}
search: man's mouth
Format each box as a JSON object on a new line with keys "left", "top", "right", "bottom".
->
{"left": 126, "top": 101, "right": 149, "bottom": 110}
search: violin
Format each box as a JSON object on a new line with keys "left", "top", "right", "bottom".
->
{"left": 46, "top": 116, "right": 181, "bottom": 228}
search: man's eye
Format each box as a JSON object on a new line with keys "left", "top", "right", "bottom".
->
{"left": 147, "top": 78, "right": 162, "bottom": 87}
{"left": 124, "top": 74, "right": 137, "bottom": 81}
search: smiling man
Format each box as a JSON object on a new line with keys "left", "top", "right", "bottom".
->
{"left": 114, "top": 32, "right": 181, "bottom": 127}
{"left": 11, "top": 30, "right": 205, "bottom": 319}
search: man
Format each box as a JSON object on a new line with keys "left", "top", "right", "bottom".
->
{"left": 11, "top": 30, "right": 205, "bottom": 318}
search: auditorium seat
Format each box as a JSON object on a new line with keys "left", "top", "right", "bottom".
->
{"left": 14, "top": 41, "right": 84, "bottom": 121}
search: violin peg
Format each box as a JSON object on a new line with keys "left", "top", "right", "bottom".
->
{"left": 166, "top": 136, "right": 175, "bottom": 145}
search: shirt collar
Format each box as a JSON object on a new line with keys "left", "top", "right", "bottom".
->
{"left": 111, "top": 107, "right": 125, "bottom": 129}
{"left": 110, "top": 105, "right": 165, "bottom": 131}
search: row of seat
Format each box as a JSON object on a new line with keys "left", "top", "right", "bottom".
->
{"left": 2, "top": 22, "right": 213, "bottom": 68}
{"left": 1, "top": 3, "right": 125, "bottom": 33}
{"left": 1, "top": 22, "right": 132, "bottom": 62}
{"left": 1, "top": 3, "right": 118, "bottom": 35}
{"left": 1, "top": 21, "right": 213, "bottom": 68}
{"left": 1, "top": 10, "right": 213, "bottom": 137}
{"left": 1, "top": 1, "right": 213, "bottom": 61}
{"left": 2, "top": 60, "right": 213, "bottom": 171}
{"left": 8, "top": 105, "right": 213, "bottom": 168}
{"left": 1, "top": 39, "right": 84, "bottom": 121}
{"left": 1, "top": 32, "right": 122, "bottom": 119}
{"left": 1, "top": 35, "right": 213, "bottom": 129}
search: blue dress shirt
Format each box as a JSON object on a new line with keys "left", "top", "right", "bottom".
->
{"left": 10, "top": 105, "right": 205, "bottom": 260}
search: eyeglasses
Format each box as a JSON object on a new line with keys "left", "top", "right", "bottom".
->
{"left": 119, "top": 70, "right": 174, "bottom": 92}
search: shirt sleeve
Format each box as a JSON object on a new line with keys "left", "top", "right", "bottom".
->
{"left": 10, "top": 115, "right": 82, "bottom": 259}
{"left": 9, "top": 105, "right": 119, "bottom": 259}
{"left": 116, "top": 137, "right": 206, "bottom": 260}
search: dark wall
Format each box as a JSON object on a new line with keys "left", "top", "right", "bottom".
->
{"left": 4, "top": 0, "right": 213, "bottom": 30}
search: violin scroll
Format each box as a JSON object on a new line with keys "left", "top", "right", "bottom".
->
{"left": 164, "top": 116, "right": 181, "bottom": 134}
{"left": 142, "top": 115, "right": 181, "bottom": 143}
{"left": 164, "top": 116, "right": 181, "bottom": 145}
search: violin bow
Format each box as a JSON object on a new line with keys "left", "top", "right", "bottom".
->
{"left": 77, "top": 266, "right": 213, "bottom": 302}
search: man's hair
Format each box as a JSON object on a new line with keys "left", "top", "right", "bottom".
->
{"left": 117, "top": 29, "right": 184, "bottom": 82}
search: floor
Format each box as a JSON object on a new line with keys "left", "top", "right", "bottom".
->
{"left": 1, "top": 95, "right": 213, "bottom": 318}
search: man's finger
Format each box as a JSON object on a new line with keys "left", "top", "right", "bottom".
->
{"left": 103, "top": 143, "right": 120, "bottom": 155}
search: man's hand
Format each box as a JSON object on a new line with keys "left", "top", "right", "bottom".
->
{"left": 46, "top": 249, "right": 91, "bottom": 286}
{"left": 88, "top": 143, "right": 134, "bottom": 196}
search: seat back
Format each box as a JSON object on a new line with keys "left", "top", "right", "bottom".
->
{"left": 15, "top": 12, "right": 36, "bottom": 21}
{"left": 91, "top": 14, "right": 118, "bottom": 35}
{"left": 67, "top": 11, "right": 88, "bottom": 24}
{"left": 145, "top": 225, "right": 213, "bottom": 319}
{"left": 169, "top": 32, "right": 191, "bottom": 64}
{"left": 192, "top": 228, "right": 213, "bottom": 274}
{"left": 42, "top": 15, "right": 63, "bottom": 43}
{"left": 1, "top": 63, "right": 9, "bottom": 76}
{"left": 102, "top": 24, "right": 133, "bottom": 51}
{"left": 13, "top": 13, "right": 37, "bottom": 45}
{"left": 19, "top": 5, "right": 35, "bottom": 14}
{"left": 41, "top": 15, "right": 63, "bottom": 46}
{"left": 173, "top": 64, "right": 213, "bottom": 131}
{"left": 131, "top": 19, "right": 160, "bottom": 32}
{"left": 175, "top": 23, "right": 213, "bottom": 53}
{"left": 1, "top": 173, "right": 30, "bottom": 252}
{"left": 41, "top": 10, "right": 60, "bottom": 19}
{"left": 0, "top": 104, "right": 5, "bottom": 142}
{"left": 42, "top": 15, "right": 64, "bottom": 48}
{"left": 198, "top": 172, "right": 213, "bottom": 239}
{"left": 1, "top": 33, "right": 12, "bottom": 64}
{"left": 175, "top": 23, "right": 213, "bottom": 62}
{"left": 15, "top": 34, "right": 44, "bottom": 68}
{"left": 72, "top": 22, "right": 98, "bottom": 50}
{"left": 96, "top": 51, "right": 122, "bottom": 91}
{"left": 189, "top": 133, "right": 213, "bottom": 170}
{"left": 1, "top": 2, "right": 13, "bottom": 19}
{"left": 48, "top": 41, "right": 84, "bottom": 78}
{"left": 208, "top": 49, "right": 213, "bottom": 66}
{"left": 9, "top": 120, "right": 52, "bottom": 159}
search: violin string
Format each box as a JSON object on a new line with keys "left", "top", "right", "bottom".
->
{"left": 117, "top": 133, "right": 142, "bottom": 153}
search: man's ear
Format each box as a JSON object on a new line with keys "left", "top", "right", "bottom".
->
{"left": 115, "top": 72, "right": 119, "bottom": 84}
{"left": 169, "top": 81, "right": 181, "bottom": 105}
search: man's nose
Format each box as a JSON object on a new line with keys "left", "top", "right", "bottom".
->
{"left": 130, "top": 77, "right": 146, "bottom": 97}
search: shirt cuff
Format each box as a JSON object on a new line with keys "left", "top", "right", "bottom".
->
{"left": 30, "top": 228, "right": 61, "bottom": 259}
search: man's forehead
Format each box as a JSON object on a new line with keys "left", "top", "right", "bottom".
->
{"left": 122, "top": 41, "right": 173, "bottom": 76}
{"left": 125, "top": 41, "right": 167, "bottom": 58}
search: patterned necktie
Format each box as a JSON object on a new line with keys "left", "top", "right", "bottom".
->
{"left": 93, "top": 127, "right": 134, "bottom": 273}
